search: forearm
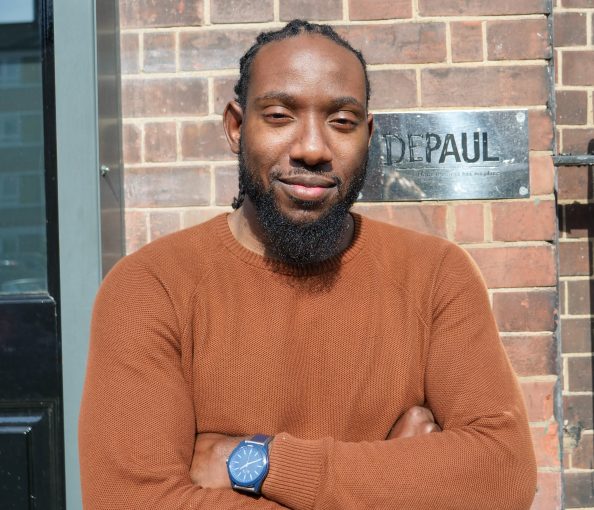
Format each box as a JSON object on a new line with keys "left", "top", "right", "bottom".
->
{"left": 263, "top": 416, "right": 536, "bottom": 510}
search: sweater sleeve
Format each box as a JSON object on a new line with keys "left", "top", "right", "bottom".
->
{"left": 79, "top": 257, "right": 287, "bottom": 510}
{"left": 261, "top": 244, "right": 537, "bottom": 510}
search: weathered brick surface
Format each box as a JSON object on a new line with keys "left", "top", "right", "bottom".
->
{"left": 125, "top": 166, "right": 211, "bottom": 207}
{"left": 214, "top": 165, "right": 240, "bottom": 206}
{"left": 572, "top": 432, "right": 593, "bottom": 469}
{"left": 124, "top": 210, "right": 148, "bottom": 254}
{"left": 181, "top": 120, "right": 232, "bottom": 161}
{"left": 561, "top": 0, "right": 594, "bottom": 8}
{"left": 280, "top": 0, "right": 343, "bottom": 21}
{"left": 466, "top": 245, "right": 556, "bottom": 288}
{"left": 531, "top": 423, "right": 560, "bottom": 467}
{"left": 122, "top": 123, "right": 141, "bottom": 164}
{"left": 450, "top": 21, "right": 483, "bottom": 63}
{"left": 419, "top": 0, "right": 549, "bottom": 15}
{"left": 120, "top": 33, "right": 140, "bottom": 75}
{"left": 567, "top": 356, "right": 594, "bottom": 392}
{"left": 337, "top": 24, "right": 447, "bottom": 65}
{"left": 143, "top": 32, "right": 176, "bottom": 73}
{"left": 122, "top": 78, "right": 208, "bottom": 117}
{"left": 369, "top": 70, "right": 417, "bottom": 110}
{"left": 214, "top": 76, "right": 238, "bottom": 115}
{"left": 352, "top": 204, "right": 448, "bottom": 237}
{"left": 554, "top": 12, "right": 587, "bottom": 47}
{"left": 564, "top": 395, "right": 593, "bottom": 429}
{"left": 529, "top": 153, "right": 555, "bottom": 195}
{"left": 521, "top": 379, "right": 556, "bottom": 422}
{"left": 562, "top": 50, "right": 594, "bottom": 86}
{"left": 529, "top": 110, "right": 554, "bottom": 151}
{"left": 491, "top": 200, "right": 556, "bottom": 242}
{"left": 532, "top": 472, "right": 562, "bottom": 510}
{"left": 567, "top": 280, "right": 593, "bottom": 315}
{"left": 149, "top": 210, "right": 181, "bottom": 241}
{"left": 493, "top": 290, "right": 557, "bottom": 332}
{"left": 555, "top": 90, "right": 588, "bottom": 126}
{"left": 454, "top": 203, "right": 484, "bottom": 243}
{"left": 421, "top": 66, "right": 548, "bottom": 107}
{"left": 348, "top": 0, "right": 412, "bottom": 20}
{"left": 559, "top": 241, "right": 591, "bottom": 276}
{"left": 502, "top": 334, "right": 556, "bottom": 376}
{"left": 558, "top": 166, "right": 589, "bottom": 200}
{"left": 487, "top": 19, "right": 551, "bottom": 61}
{"left": 211, "top": 0, "right": 273, "bottom": 23}
{"left": 562, "top": 318, "right": 594, "bottom": 353}
{"left": 120, "top": 0, "right": 203, "bottom": 28}
{"left": 144, "top": 122, "right": 177, "bottom": 163}
{"left": 560, "top": 127, "right": 594, "bottom": 154}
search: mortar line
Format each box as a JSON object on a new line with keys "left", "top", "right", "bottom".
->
{"left": 343, "top": 0, "right": 349, "bottom": 21}
{"left": 204, "top": 0, "right": 211, "bottom": 25}
{"left": 273, "top": 0, "right": 280, "bottom": 22}
{"left": 210, "top": 165, "right": 216, "bottom": 206}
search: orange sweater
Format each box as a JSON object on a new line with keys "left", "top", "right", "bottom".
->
{"left": 79, "top": 213, "right": 536, "bottom": 509}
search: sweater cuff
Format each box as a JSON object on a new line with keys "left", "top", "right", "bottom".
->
{"left": 262, "top": 433, "right": 327, "bottom": 510}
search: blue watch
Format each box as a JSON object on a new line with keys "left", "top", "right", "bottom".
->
{"left": 226, "top": 434, "right": 272, "bottom": 494}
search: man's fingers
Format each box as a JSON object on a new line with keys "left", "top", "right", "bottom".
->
{"left": 387, "top": 406, "right": 441, "bottom": 439}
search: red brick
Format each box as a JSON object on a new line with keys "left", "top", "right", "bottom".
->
{"left": 143, "top": 32, "right": 176, "bottom": 73}
{"left": 564, "top": 394, "right": 593, "bottom": 429}
{"left": 418, "top": 0, "right": 549, "bottom": 16}
{"left": 561, "top": 318, "right": 594, "bottom": 353}
{"left": 562, "top": 203, "right": 594, "bottom": 239}
{"left": 125, "top": 210, "right": 148, "bottom": 254}
{"left": 144, "top": 122, "right": 177, "bottom": 163}
{"left": 125, "top": 166, "right": 211, "bottom": 207}
{"left": 561, "top": 127, "right": 594, "bottom": 154}
{"left": 120, "top": 0, "right": 203, "bottom": 28}
{"left": 353, "top": 203, "right": 447, "bottom": 238}
{"left": 179, "top": 30, "right": 258, "bottom": 71}
{"left": 349, "top": 0, "right": 412, "bottom": 20}
{"left": 565, "top": 472, "right": 594, "bottom": 508}
{"left": 529, "top": 153, "right": 554, "bottom": 196}
{"left": 421, "top": 66, "right": 548, "bottom": 107}
{"left": 568, "top": 356, "right": 594, "bottom": 392}
{"left": 531, "top": 472, "right": 562, "bottom": 510}
{"left": 563, "top": 50, "right": 594, "bottom": 86}
{"left": 280, "top": 0, "right": 342, "bottom": 20}
{"left": 491, "top": 200, "right": 556, "bottom": 242}
{"left": 122, "top": 123, "right": 141, "bottom": 165}
{"left": 529, "top": 110, "right": 554, "bottom": 151}
{"left": 492, "top": 290, "right": 557, "bottom": 332}
{"left": 182, "top": 207, "right": 227, "bottom": 228}
{"left": 211, "top": 0, "right": 273, "bottom": 23}
{"left": 120, "top": 33, "right": 140, "bottom": 75}
{"left": 214, "top": 76, "right": 238, "bottom": 115}
{"left": 556, "top": 90, "right": 588, "bottom": 125}
{"left": 567, "top": 280, "right": 594, "bottom": 315}
{"left": 559, "top": 241, "right": 591, "bottom": 277}
{"left": 561, "top": 0, "right": 594, "bottom": 7}
{"left": 149, "top": 210, "right": 181, "bottom": 241}
{"left": 554, "top": 12, "right": 587, "bottom": 47}
{"left": 502, "top": 334, "right": 556, "bottom": 376}
{"left": 466, "top": 245, "right": 556, "bottom": 288}
{"left": 369, "top": 70, "right": 417, "bottom": 110}
{"left": 450, "top": 21, "right": 483, "bottom": 63}
{"left": 487, "top": 19, "right": 551, "bottom": 61}
{"left": 122, "top": 78, "right": 208, "bottom": 117}
{"left": 572, "top": 432, "right": 593, "bottom": 469}
{"left": 215, "top": 165, "right": 239, "bottom": 206}
{"left": 181, "top": 120, "right": 232, "bottom": 161}
{"left": 558, "top": 166, "right": 592, "bottom": 200}
{"left": 337, "top": 24, "right": 447, "bottom": 65}
{"left": 453, "top": 203, "right": 484, "bottom": 243}
{"left": 531, "top": 423, "right": 560, "bottom": 467}
{"left": 521, "top": 379, "right": 556, "bottom": 422}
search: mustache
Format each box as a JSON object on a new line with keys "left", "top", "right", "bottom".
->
{"left": 269, "top": 167, "right": 343, "bottom": 187}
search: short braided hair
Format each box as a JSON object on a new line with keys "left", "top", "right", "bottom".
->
{"left": 231, "top": 19, "right": 371, "bottom": 209}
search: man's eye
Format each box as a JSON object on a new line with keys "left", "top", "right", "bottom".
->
{"left": 263, "top": 109, "right": 292, "bottom": 122}
{"left": 330, "top": 116, "right": 358, "bottom": 129}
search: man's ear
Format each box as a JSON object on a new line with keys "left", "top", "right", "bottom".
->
{"left": 366, "top": 112, "right": 374, "bottom": 147}
{"left": 223, "top": 100, "right": 243, "bottom": 154}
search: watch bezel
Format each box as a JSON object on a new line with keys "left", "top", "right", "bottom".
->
{"left": 226, "top": 440, "right": 270, "bottom": 493}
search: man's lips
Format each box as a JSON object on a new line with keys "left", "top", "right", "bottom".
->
{"left": 276, "top": 174, "right": 337, "bottom": 201}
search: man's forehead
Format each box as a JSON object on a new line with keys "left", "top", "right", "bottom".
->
{"left": 247, "top": 34, "right": 367, "bottom": 103}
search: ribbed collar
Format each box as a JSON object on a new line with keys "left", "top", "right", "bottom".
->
{"left": 215, "top": 212, "right": 367, "bottom": 276}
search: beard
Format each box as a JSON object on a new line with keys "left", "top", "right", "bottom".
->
{"left": 237, "top": 146, "right": 368, "bottom": 266}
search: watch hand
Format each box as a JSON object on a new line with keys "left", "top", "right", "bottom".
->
{"left": 240, "top": 459, "right": 263, "bottom": 469}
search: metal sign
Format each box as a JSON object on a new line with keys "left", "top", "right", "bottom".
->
{"left": 360, "top": 110, "right": 530, "bottom": 201}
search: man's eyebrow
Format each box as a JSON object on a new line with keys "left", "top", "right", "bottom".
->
{"left": 330, "top": 96, "right": 365, "bottom": 111}
{"left": 254, "top": 91, "right": 297, "bottom": 106}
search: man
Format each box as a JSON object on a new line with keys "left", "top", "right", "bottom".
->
{"left": 79, "top": 20, "right": 536, "bottom": 509}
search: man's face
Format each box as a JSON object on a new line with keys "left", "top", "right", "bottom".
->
{"left": 225, "top": 34, "right": 373, "bottom": 264}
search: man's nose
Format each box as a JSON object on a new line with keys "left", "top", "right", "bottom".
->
{"left": 289, "top": 115, "right": 332, "bottom": 168}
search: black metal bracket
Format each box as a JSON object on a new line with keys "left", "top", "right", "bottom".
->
{"left": 553, "top": 155, "right": 594, "bottom": 166}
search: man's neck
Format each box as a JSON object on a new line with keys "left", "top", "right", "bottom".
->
{"left": 227, "top": 198, "right": 355, "bottom": 261}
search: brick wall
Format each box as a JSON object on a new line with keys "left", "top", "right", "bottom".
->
{"left": 118, "top": 1, "right": 568, "bottom": 507}
{"left": 555, "top": 0, "right": 594, "bottom": 507}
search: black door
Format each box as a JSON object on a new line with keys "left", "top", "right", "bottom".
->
{"left": 0, "top": 1, "right": 65, "bottom": 508}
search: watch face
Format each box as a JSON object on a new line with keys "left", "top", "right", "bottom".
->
{"left": 228, "top": 444, "right": 267, "bottom": 485}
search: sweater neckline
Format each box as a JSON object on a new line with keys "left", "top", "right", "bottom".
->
{"left": 215, "top": 212, "right": 367, "bottom": 276}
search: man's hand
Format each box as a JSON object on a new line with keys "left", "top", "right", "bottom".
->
{"left": 189, "top": 433, "right": 246, "bottom": 489}
{"left": 387, "top": 406, "right": 442, "bottom": 440}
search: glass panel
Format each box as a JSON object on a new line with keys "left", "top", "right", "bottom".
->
{"left": 0, "top": 1, "right": 47, "bottom": 294}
